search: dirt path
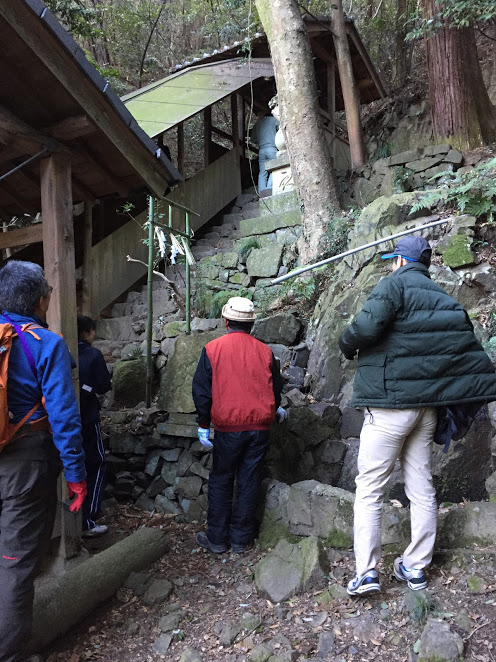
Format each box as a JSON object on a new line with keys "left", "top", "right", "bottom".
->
{"left": 44, "top": 504, "right": 496, "bottom": 662}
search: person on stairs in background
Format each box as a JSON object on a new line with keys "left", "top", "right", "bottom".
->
{"left": 250, "top": 105, "right": 279, "bottom": 196}
{"left": 192, "top": 297, "right": 285, "bottom": 554}
{"left": 77, "top": 315, "right": 112, "bottom": 538}
{"left": 0, "top": 261, "right": 87, "bottom": 662}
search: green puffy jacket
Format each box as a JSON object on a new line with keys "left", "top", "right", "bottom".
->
{"left": 339, "top": 262, "right": 496, "bottom": 409}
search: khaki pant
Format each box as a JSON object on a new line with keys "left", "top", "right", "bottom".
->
{"left": 354, "top": 407, "right": 437, "bottom": 576}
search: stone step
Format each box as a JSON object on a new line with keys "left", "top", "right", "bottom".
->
{"left": 240, "top": 209, "right": 301, "bottom": 238}
{"left": 259, "top": 190, "right": 298, "bottom": 218}
{"left": 156, "top": 419, "right": 215, "bottom": 439}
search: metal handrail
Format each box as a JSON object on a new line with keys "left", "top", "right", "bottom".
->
{"left": 271, "top": 216, "right": 449, "bottom": 285}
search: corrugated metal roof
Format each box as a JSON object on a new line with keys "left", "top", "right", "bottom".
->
{"left": 124, "top": 58, "right": 274, "bottom": 138}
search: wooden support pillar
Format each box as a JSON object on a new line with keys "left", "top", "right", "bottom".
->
{"left": 327, "top": 60, "right": 336, "bottom": 164}
{"left": 81, "top": 202, "right": 93, "bottom": 317}
{"left": 331, "top": 0, "right": 366, "bottom": 168}
{"left": 177, "top": 122, "right": 184, "bottom": 176}
{"left": 203, "top": 107, "right": 212, "bottom": 167}
{"left": 231, "top": 94, "right": 240, "bottom": 150}
{"left": 40, "top": 152, "right": 80, "bottom": 564}
{"left": 237, "top": 94, "right": 245, "bottom": 152}
{"left": 41, "top": 153, "right": 78, "bottom": 354}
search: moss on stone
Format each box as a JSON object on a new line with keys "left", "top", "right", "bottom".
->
{"left": 438, "top": 234, "right": 474, "bottom": 268}
{"left": 324, "top": 529, "right": 352, "bottom": 549}
{"left": 257, "top": 511, "right": 300, "bottom": 550}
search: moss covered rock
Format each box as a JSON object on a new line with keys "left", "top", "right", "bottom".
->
{"left": 112, "top": 358, "right": 146, "bottom": 408}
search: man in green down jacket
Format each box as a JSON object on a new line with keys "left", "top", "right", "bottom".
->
{"left": 339, "top": 235, "right": 496, "bottom": 595}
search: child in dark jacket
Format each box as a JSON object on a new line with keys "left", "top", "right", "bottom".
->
{"left": 77, "top": 316, "right": 112, "bottom": 536}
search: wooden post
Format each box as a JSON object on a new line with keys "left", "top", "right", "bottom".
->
{"left": 327, "top": 60, "right": 336, "bottom": 164}
{"left": 330, "top": 0, "right": 366, "bottom": 168}
{"left": 203, "top": 107, "right": 212, "bottom": 167}
{"left": 81, "top": 202, "right": 93, "bottom": 317}
{"left": 40, "top": 152, "right": 80, "bottom": 564}
{"left": 177, "top": 122, "right": 184, "bottom": 176}
{"left": 231, "top": 94, "right": 240, "bottom": 150}
{"left": 237, "top": 94, "right": 245, "bottom": 152}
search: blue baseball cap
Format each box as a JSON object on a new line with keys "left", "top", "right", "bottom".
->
{"left": 381, "top": 235, "right": 432, "bottom": 265}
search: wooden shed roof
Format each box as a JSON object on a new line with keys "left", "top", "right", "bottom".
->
{"left": 0, "top": 0, "right": 181, "bottom": 219}
{"left": 123, "top": 59, "right": 274, "bottom": 138}
{"left": 163, "top": 15, "right": 386, "bottom": 110}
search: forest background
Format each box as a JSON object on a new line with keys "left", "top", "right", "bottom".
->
{"left": 45, "top": 0, "right": 496, "bottom": 99}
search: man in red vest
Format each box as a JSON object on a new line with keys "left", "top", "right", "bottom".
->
{"left": 192, "top": 297, "right": 284, "bottom": 553}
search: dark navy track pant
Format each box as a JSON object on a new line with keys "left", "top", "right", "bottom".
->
{"left": 0, "top": 431, "right": 58, "bottom": 662}
{"left": 82, "top": 421, "right": 106, "bottom": 531}
{"left": 207, "top": 430, "right": 269, "bottom": 547}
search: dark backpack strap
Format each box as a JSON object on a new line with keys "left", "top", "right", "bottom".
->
{"left": 2, "top": 313, "right": 37, "bottom": 378}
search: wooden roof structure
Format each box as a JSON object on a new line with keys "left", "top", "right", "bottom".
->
{"left": 0, "top": 0, "right": 181, "bottom": 222}
{"left": 124, "top": 59, "right": 274, "bottom": 139}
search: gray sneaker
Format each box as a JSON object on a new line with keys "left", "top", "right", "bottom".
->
{"left": 393, "top": 557, "right": 427, "bottom": 590}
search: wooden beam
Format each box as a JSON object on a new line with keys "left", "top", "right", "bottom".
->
{"left": 327, "top": 60, "right": 336, "bottom": 161}
{"left": 0, "top": 1, "right": 177, "bottom": 197}
{"left": 72, "top": 175, "right": 96, "bottom": 204}
{"left": 40, "top": 153, "right": 78, "bottom": 357}
{"left": 0, "top": 181, "right": 38, "bottom": 216}
{"left": 237, "top": 94, "right": 245, "bottom": 152}
{"left": 45, "top": 115, "right": 96, "bottom": 141}
{"left": 203, "top": 107, "right": 212, "bottom": 167}
{"left": 73, "top": 141, "right": 128, "bottom": 198}
{"left": 231, "top": 94, "right": 240, "bottom": 150}
{"left": 177, "top": 123, "right": 184, "bottom": 175}
{"left": 0, "top": 102, "right": 59, "bottom": 156}
{"left": 345, "top": 23, "right": 387, "bottom": 99}
{"left": 81, "top": 202, "right": 93, "bottom": 317}
{"left": 211, "top": 126, "right": 234, "bottom": 143}
{"left": 0, "top": 223, "right": 43, "bottom": 250}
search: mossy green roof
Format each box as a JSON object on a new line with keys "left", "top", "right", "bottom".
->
{"left": 123, "top": 58, "right": 273, "bottom": 138}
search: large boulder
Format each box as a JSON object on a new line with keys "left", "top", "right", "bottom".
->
{"left": 253, "top": 313, "right": 302, "bottom": 345}
{"left": 112, "top": 358, "right": 146, "bottom": 408}
{"left": 254, "top": 536, "right": 329, "bottom": 603}
{"left": 158, "top": 328, "right": 223, "bottom": 412}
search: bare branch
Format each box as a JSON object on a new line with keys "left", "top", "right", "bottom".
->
{"left": 126, "top": 254, "right": 186, "bottom": 312}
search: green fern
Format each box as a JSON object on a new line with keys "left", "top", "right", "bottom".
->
{"left": 238, "top": 237, "right": 260, "bottom": 262}
{"left": 410, "top": 157, "right": 496, "bottom": 221}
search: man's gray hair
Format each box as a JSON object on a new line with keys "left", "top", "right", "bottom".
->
{"left": 0, "top": 261, "right": 50, "bottom": 316}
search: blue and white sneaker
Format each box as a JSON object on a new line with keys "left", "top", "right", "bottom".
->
{"left": 393, "top": 557, "right": 427, "bottom": 590}
{"left": 347, "top": 569, "right": 381, "bottom": 595}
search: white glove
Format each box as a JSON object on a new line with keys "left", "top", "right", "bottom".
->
{"left": 198, "top": 427, "right": 213, "bottom": 449}
{"left": 275, "top": 406, "right": 288, "bottom": 423}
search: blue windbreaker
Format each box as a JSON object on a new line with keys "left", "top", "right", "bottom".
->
{"left": 1, "top": 311, "right": 86, "bottom": 482}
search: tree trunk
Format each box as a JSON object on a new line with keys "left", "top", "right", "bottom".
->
{"left": 424, "top": 0, "right": 496, "bottom": 149}
{"left": 330, "top": 0, "right": 366, "bottom": 168}
{"left": 394, "top": 0, "right": 407, "bottom": 86}
{"left": 255, "top": 0, "right": 341, "bottom": 264}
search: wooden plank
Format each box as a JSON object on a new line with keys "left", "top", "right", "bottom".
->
{"left": 40, "top": 153, "right": 78, "bottom": 357}
{"left": 212, "top": 126, "right": 234, "bottom": 143}
{"left": 231, "top": 94, "right": 240, "bottom": 149}
{"left": 46, "top": 115, "right": 96, "bottom": 141}
{"left": 73, "top": 141, "right": 128, "bottom": 198}
{"left": 0, "top": 223, "right": 43, "bottom": 250}
{"left": 81, "top": 202, "right": 93, "bottom": 317}
{"left": 167, "top": 148, "right": 241, "bottom": 234}
{"left": 0, "top": 102, "right": 60, "bottom": 155}
{"left": 203, "top": 107, "right": 212, "bottom": 167}
{"left": 327, "top": 60, "right": 336, "bottom": 161}
{"left": 177, "top": 123, "right": 184, "bottom": 175}
{"left": 0, "top": 1, "right": 176, "bottom": 198}
{"left": 0, "top": 180, "right": 38, "bottom": 216}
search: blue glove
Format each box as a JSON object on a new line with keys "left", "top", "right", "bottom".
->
{"left": 275, "top": 406, "right": 288, "bottom": 423}
{"left": 198, "top": 427, "right": 213, "bottom": 450}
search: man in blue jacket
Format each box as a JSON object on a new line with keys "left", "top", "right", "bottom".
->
{"left": 0, "top": 261, "right": 86, "bottom": 662}
{"left": 77, "top": 315, "right": 112, "bottom": 537}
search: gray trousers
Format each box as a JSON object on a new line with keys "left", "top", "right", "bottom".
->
{"left": 0, "top": 432, "right": 59, "bottom": 662}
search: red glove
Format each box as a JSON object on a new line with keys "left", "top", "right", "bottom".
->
{"left": 67, "top": 480, "right": 87, "bottom": 512}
